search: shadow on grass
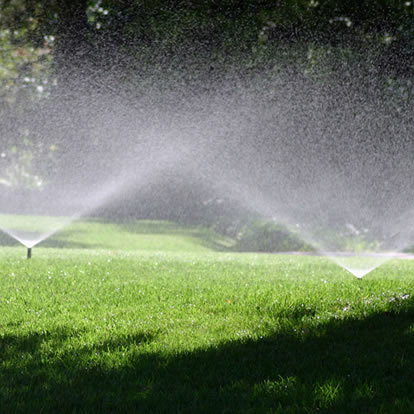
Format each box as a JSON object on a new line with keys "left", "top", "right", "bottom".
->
{"left": 1, "top": 300, "right": 414, "bottom": 413}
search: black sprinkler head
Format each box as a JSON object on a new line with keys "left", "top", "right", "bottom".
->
{"left": 27, "top": 247, "right": 32, "bottom": 259}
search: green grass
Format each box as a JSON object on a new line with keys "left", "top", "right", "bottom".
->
{"left": 1, "top": 219, "right": 414, "bottom": 413}
{"left": 0, "top": 218, "right": 235, "bottom": 252}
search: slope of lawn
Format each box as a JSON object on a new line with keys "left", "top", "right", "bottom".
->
{"left": 0, "top": 219, "right": 414, "bottom": 413}
{"left": 0, "top": 218, "right": 235, "bottom": 253}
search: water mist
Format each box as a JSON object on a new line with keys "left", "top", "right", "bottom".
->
{"left": 1, "top": 51, "right": 413, "bottom": 275}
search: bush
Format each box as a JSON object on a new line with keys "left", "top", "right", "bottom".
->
{"left": 234, "top": 219, "right": 312, "bottom": 253}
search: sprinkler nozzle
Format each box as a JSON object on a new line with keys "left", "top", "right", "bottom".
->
{"left": 27, "top": 248, "right": 32, "bottom": 259}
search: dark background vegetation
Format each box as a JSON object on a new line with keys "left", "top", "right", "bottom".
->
{"left": 1, "top": 0, "right": 413, "bottom": 78}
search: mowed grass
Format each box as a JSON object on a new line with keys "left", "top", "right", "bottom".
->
{"left": 1, "top": 220, "right": 414, "bottom": 413}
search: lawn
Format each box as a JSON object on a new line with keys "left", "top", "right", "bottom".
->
{"left": 0, "top": 219, "right": 413, "bottom": 413}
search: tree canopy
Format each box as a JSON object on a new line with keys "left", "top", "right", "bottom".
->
{"left": 1, "top": 0, "right": 413, "bottom": 71}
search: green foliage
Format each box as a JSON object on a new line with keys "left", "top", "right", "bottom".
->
{"left": 0, "top": 23, "right": 53, "bottom": 188}
{"left": 0, "top": 27, "right": 52, "bottom": 109}
{"left": 2, "top": 0, "right": 413, "bottom": 66}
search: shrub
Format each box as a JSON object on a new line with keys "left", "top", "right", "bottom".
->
{"left": 234, "top": 219, "right": 312, "bottom": 253}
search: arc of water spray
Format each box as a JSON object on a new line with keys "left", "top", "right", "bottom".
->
{"left": 0, "top": 211, "right": 83, "bottom": 259}
{"left": 208, "top": 177, "right": 404, "bottom": 279}
{"left": 0, "top": 144, "right": 185, "bottom": 259}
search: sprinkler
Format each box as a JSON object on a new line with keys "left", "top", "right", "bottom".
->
{"left": 27, "top": 247, "right": 32, "bottom": 259}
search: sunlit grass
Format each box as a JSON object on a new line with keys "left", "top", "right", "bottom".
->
{"left": 0, "top": 220, "right": 413, "bottom": 413}
{"left": 0, "top": 218, "right": 235, "bottom": 252}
